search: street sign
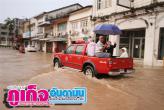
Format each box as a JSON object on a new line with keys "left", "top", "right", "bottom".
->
{"left": 117, "top": 0, "right": 134, "bottom": 9}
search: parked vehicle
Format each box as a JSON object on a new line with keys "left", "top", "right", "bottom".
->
{"left": 26, "top": 45, "right": 37, "bottom": 52}
{"left": 53, "top": 43, "right": 134, "bottom": 78}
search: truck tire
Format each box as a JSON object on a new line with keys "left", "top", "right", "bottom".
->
{"left": 53, "top": 59, "right": 60, "bottom": 70}
{"left": 84, "top": 65, "right": 101, "bottom": 78}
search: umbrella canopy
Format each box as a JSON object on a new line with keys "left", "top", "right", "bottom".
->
{"left": 94, "top": 24, "right": 122, "bottom": 35}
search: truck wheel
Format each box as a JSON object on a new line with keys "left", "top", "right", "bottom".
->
{"left": 54, "top": 59, "right": 60, "bottom": 70}
{"left": 84, "top": 65, "right": 96, "bottom": 78}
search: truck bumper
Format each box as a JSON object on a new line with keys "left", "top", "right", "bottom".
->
{"left": 108, "top": 69, "right": 135, "bottom": 76}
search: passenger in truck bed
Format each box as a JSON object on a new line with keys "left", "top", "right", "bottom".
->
{"left": 86, "top": 37, "right": 96, "bottom": 57}
{"left": 120, "top": 47, "right": 129, "bottom": 58}
{"left": 105, "top": 41, "right": 117, "bottom": 57}
{"left": 95, "top": 36, "right": 111, "bottom": 58}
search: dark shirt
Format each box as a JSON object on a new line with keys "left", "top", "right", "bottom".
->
{"left": 106, "top": 43, "right": 117, "bottom": 56}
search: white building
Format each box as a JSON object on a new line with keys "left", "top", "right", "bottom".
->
{"left": 68, "top": 6, "right": 93, "bottom": 41}
{"left": 0, "top": 23, "right": 12, "bottom": 46}
{"left": 92, "top": 0, "right": 164, "bottom": 66}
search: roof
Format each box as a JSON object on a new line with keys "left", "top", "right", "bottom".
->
{"left": 69, "top": 5, "right": 92, "bottom": 14}
{"left": 33, "top": 3, "right": 83, "bottom": 19}
{"left": 49, "top": 14, "right": 69, "bottom": 22}
{"left": 48, "top": 3, "right": 83, "bottom": 14}
{"left": 34, "top": 12, "right": 47, "bottom": 19}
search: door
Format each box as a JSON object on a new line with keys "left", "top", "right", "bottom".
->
{"left": 132, "top": 37, "right": 145, "bottom": 59}
{"left": 63, "top": 45, "right": 75, "bottom": 67}
{"left": 46, "top": 42, "right": 53, "bottom": 53}
{"left": 39, "top": 41, "right": 43, "bottom": 52}
{"left": 71, "top": 45, "right": 85, "bottom": 69}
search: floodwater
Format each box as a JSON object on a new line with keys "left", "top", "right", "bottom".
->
{"left": 0, "top": 48, "right": 164, "bottom": 110}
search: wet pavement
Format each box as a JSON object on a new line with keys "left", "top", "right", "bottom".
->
{"left": 0, "top": 48, "right": 164, "bottom": 110}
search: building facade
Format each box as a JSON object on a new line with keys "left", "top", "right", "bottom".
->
{"left": 28, "top": 3, "right": 83, "bottom": 53}
{"left": 22, "top": 19, "right": 31, "bottom": 48}
{"left": 32, "top": 13, "right": 47, "bottom": 52}
{"left": 0, "top": 23, "right": 12, "bottom": 46}
{"left": 92, "top": 0, "right": 164, "bottom": 66}
{"left": 68, "top": 6, "right": 93, "bottom": 42}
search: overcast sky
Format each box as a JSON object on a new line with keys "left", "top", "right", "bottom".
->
{"left": 0, "top": 0, "right": 92, "bottom": 23}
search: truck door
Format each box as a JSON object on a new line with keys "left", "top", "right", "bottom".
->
{"left": 71, "top": 45, "right": 85, "bottom": 70}
{"left": 62, "top": 45, "right": 75, "bottom": 67}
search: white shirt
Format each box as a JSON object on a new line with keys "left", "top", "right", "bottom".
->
{"left": 95, "top": 41, "right": 104, "bottom": 53}
{"left": 86, "top": 42, "right": 96, "bottom": 56}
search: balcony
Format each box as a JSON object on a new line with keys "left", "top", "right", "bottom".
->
{"left": 38, "top": 21, "right": 51, "bottom": 27}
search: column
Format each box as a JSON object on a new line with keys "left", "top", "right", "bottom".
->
{"left": 144, "top": 17, "right": 156, "bottom": 66}
{"left": 109, "top": 35, "right": 120, "bottom": 56}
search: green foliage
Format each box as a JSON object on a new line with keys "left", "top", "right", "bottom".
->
{"left": 4, "top": 18, "right": 15, "bottom": 35}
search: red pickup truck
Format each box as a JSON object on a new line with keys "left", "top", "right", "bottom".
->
{"left": 53, "top": 43, "right": 134, "bottom": 78}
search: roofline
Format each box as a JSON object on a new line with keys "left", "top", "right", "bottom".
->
{"left": 34, "top": 12, "right": 47, "bottom": 19}
{"left": 33, "top": 3, "right": 83, "bottom": 19}
{"left": 50, "top": 15, "right": 69, "bottom": 23}
{"left": 69, "top": 5, "right": 92, "bottom": 14}
{"left": 48, "top": 3, "right": 83, "bottom": 14}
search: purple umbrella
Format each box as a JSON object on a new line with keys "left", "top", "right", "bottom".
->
{"left": 93, "top": 24, "right": 122, "bottom": 35}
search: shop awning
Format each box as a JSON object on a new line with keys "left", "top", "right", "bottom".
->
{"left": 39, "top": 38, "right": 52, "bottom": 41}
{"left": 49, "top": 38, "right": 67, "bottom": 42}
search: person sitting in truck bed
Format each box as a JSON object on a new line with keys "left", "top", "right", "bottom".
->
{"left": 95, "top": 36, "right": 111, "bottom": 58}
{"left": 120, "top": 47, "right": 129, "bottom": 58}
{"left": 105, "top": 41, "right": 117, "bottom": 57}
{"left": 86, "top": 37, "right": 96, "bottom": 57}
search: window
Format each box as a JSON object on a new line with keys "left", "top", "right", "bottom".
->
{"left": 97, "top": 0, "right": 102, "bottom": 10}
{"left": 66, "top": 45, "right": 75, "bottom": 54}
{"left": 72, "top": 22, "right": 78, "bottom": 29}
{"left": 58, "top": 22, "right": 67, "bottom": 31}
{"left": 158, "top": 28, "right": 164, "bottom": 60}
{"left": 104, "top": 0, "right": 111, "bottom": 8}
{"left": 80, "top": 20, "right": 88, "bottom": 28}
{"left": 75, "top": 45, "right": 85, "bottom": 55}
{"left": 1, "top": 26, "right": 7, "bottom": 29}
{"left": 1, "top": 32, "right": 7, "bottom": 35}
{"left": 38, "top": 27, "right": 43, "bottom": 34}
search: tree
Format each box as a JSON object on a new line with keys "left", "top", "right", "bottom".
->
{"left": 4, "top": 18, "right": 15, "bottom": 36}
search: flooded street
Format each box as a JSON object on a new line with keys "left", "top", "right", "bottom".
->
{"left": 0, "top": 48, "right": 164, "bottom": 110}
{"left": 0, "top": 48, "right": 53, "bottom": 84}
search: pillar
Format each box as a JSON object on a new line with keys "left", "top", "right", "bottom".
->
{"left": 109, "top": 35, "right": 120, "bottom": 56}
{"left": 144, "top": 16, "right": 156, "bottom": 66}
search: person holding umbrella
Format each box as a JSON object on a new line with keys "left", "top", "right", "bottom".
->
{"left": 95, "top": 36, "right": 110, "bottom": 58}
{"left": 105, "top": 41, "right": 117, "bottom": 57}
{"left": 93, "top": 24, "right": 122, "bottom": 58}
